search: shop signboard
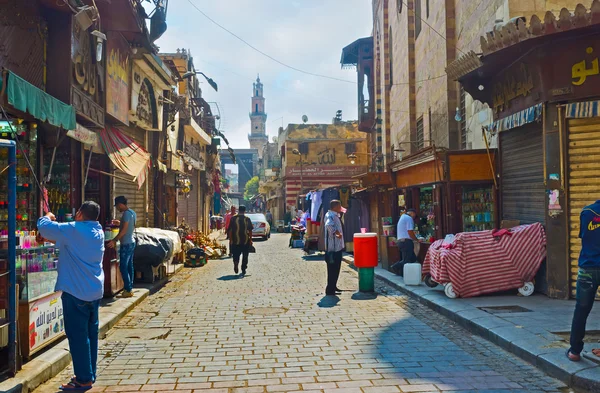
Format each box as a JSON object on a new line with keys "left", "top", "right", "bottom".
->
{"left": 285, "top": 165, "right": 367, "bottom": 178}
{"left": 28, "top": 291, "right": 64, "bottom": 353}
{"left": 67, "top": 123, "right": 98, "bottom": 146}
{"left": 130, "top": 61, "right": 163, "bottom": 131}
{"left": 106, "top": 32, "right": 130, "bottom": 125}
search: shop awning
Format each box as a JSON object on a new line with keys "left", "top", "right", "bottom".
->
{"left": 0, "top": 71, "right": 76, "bottom": 130}
{"left": 566, "top": 100, "right": 600, "bottom": 118}
{"left": 485, "top": 103, "right": 542, "bottom": 133}
{"left": 99, "top": 127, "right": 151, "bottom": 189}
{"left": 353, "top": 171, "right": 392, "bottom": 188}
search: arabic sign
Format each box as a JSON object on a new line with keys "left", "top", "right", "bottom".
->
{"left": 67, "top": 124, "right": 98, "bottom": 146}
{"left": 492, "top": 63, "right": 535, "bottom": 114}
{"left": 106, "top": 32, "right": 130, "bottom": 125}
{"left": 285, "top": 166, "right": 367, "bottom": 178}
{"left": 572, "top": 47, "right": 599, "bottom": 86}
{"left": 131, "top": 61, "right": 163, "bottom": 130}
{"left": 29, "top": 291, "right": 64, "bottom": 353}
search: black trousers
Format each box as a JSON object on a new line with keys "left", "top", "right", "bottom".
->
{"left": 326, "top": 251, "right": 343, "bottom": 295}
{"left": 231, "top": 244, "right": 250, "bottom": 272}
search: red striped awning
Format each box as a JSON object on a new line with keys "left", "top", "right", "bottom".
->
{"left": 99, "top": 127, "right": 151, "bottom": 189}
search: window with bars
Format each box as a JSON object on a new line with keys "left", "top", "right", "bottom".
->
{"left": 416, "top": 116, "right": 424, "bottom": 150}
{"left": 298, "top": 142, "right": 309, "bottom": 155}
{"left": 460, "top": 86, "right": 467, "bottom": 150}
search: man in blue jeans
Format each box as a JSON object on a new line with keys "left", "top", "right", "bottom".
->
{"left": 107, "top": 196, "right": 137, "bottom": 298}
{"left": 37, "top": 201, "right": 104, "bottom": 391}
{"left": 391, "top": 209, "right": 419, "bottom": 276}
{"left": 568, "top": 199, "right": 600, "bottom": 361}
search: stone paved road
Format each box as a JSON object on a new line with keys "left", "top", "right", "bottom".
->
{"left": 34, "top": 234, "right": 579, "bottom": 393}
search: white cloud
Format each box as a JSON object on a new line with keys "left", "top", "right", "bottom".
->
{"left": 156, "top": 0, "right": 372, "bottom": 148}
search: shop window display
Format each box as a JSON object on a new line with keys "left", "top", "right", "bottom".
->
{"left": 462, "top": 186, "right": 495, "bottom": 232}
{"left": 418, "top": 187, "right": 435, "bottom": 240}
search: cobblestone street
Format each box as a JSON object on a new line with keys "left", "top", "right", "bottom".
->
{"left": 35, "top": 234, "right": 576, "bottom": 393}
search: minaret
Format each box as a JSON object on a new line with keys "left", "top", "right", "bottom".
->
{"left": 249, "top": 75, "right": 268, "bottom": 158}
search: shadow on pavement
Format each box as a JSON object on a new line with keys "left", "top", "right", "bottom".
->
{"left": 351, "top": 292, "right": 378, "bottom": 301}
{"left": 218, "top": 275, "right": 244, "bottom": 281}
{"left": 317, "top": 295, "right": 340, "bottom": 308}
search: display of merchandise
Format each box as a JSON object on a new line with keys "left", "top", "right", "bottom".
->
{"left": 0, "top": 122, "right": 38, "bottom": 231}
{"left": 17, "top": 244, "right": 59, "bottom": 300}
{"left": 462, "top": 187, "right": 495, "bottom": 232}
{"left": 418, "top": 187, "right": 435, "bottom": 240}
{"left": 43, "top": 147, "right": 72, "bottom": 222}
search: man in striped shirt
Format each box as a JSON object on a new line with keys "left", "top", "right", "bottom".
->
{"left": 324, "top": 200, "right": 345, "bottom": 296}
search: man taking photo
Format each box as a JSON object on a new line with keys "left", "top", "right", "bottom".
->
{"left": 37, "top": 201, "right": 104, "bottom": 391}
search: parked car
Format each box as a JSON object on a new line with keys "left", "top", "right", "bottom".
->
{"left": 247, "top": 213, "right": 271, "bottom": 240}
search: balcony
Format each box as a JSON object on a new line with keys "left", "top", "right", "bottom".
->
{"left": 359, "top": 99, "right": 375, "bottom": 132}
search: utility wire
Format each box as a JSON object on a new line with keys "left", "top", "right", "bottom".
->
{"left": 401, "top": 1, "right": 467, "bottom": 56}
{"left": 185, "top": 0, "right": 355, "bottom": 84}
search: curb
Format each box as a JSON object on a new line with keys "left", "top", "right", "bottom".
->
{"left": 342, "top": 256, "right": 600, "bottom": 392}
{"left": 0, "top": 264, "right": 184, "bottom": 393}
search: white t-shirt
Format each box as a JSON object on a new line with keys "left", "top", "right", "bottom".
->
{"left": 397, "top": 213, "right": 415, "bottom": 240}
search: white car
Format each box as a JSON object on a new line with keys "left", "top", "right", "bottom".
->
{"left": 247, "top": 213, "right": 271, "bottom": 240}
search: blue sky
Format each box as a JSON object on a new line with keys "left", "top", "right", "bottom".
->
{"left": 155, "top": 0, "right": 372, "bottom": 149}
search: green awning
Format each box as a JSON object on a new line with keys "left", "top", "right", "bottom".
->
{"left": 0, "top": 71, "right": 76, "bottom": 130}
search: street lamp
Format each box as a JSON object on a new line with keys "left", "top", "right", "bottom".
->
{"left": 181, "top": 71, "right": 219, "bottom": 92}
{"left": 292, "top": 149, "right": 303, "bottom": 204}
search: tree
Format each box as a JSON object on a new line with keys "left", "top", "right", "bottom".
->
{"left": 244, "top": 176, "right": 260, "bottom": 200}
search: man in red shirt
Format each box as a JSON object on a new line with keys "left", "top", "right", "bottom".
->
{"left": 225, "top": 206, "right": 236, "bottom": 256}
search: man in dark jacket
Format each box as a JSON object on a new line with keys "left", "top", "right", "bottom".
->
{"left": 226, "top": 205, "right": 253, "bottom": 276}
{"left": 568, "top": 200, "right": 600, "bottom": 361}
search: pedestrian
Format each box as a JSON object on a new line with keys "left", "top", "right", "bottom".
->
{"left": 266, "top": 209, "right": 273, "bottom": 227}
{"left": 324, "top": 200, "right": 345, "bottom": 296}
{"left": 37, "top": 201, "right": 104, "bottom": 391}
{"left": 227, "top": 205, "right": 253, "bottom": 276}
{"left": 567, "top": 199, "right": 600, "bottom": 361}
{"left": 107, "top": 196, "right": 137, "bottom": 298}
{"left": 391, "top": 208, "right": 419, "bottom": 276}
{"left": 225, "top": 206, "right": 237, "bottom": 257}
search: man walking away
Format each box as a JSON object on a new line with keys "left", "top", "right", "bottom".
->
{"left": 391, "top": 209, "right": 418, "bottom": 276}
{"left": 325, "top": 200, "right": 344, "bottom": 296}
{"left": 37, "top": 201, "right": 104, "bottom": 391}
{"left": 225, "top": 206, "right": 237, "bottom": 257}
{"left": 107, "top": 196, "right": 137, "bottom": 298}
{"left": 227, "top": 205, "right": 253, "bottom": 276}
{"left": 568, "top": 199, "right": 600, "bottom": 361}
{"left": 266, "top": 209, "right": 273, "bottom": 227}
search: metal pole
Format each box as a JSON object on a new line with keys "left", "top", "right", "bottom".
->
{"left": 0, "top": 139, "right": 17, "bottom": 375}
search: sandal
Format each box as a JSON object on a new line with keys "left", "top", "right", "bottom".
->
{"left": 566, "top": 348, "right": 581, "bottom": 362}
{"left": 59, "top": 379, "right": 93, "bottom": 391}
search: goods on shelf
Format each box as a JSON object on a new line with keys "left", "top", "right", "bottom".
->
{"left": 462, "top": 187, "right": 494, "bottom": 232}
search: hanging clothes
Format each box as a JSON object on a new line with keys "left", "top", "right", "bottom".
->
{"left": 213, "top": 192, "right": 221, "bottom": 214}
{"left": 339, "top": 187, "right": 350, "bottom": 207}
{"left": 321, "top": 188, "right": 340, "bottom": 219}
{"left": 359, "top": 198, "right": 370, "bottom": 232}
{"left": 310, "top": 190, "right": 323, "bottom": 222}
{"left": 343, "top": 198, "right": 362, "bottom": 244}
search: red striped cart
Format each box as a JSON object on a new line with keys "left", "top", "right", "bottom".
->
{"left": 422, "top": 223, "right": 547, "bottom": 298}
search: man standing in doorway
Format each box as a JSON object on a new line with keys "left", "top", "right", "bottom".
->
{"left": 266, "top": 209, "right": 273, "bottom": 228}
{"left": 567, "top": 199, "right": 600, "bottom": 361}
{"left": 227, "top": 205, "right": 253, "bottom": 276}
{"left": 37, "top": 201, "right": 104, "bottom": 391}
{"left": 107, "top": 196, "right": 137, "bottom": 298}
{"left": 391, "top": 208, "right": 419, "bottom": 276}
{"left": 324, "top": 200, "right": 345, "bottom": 296}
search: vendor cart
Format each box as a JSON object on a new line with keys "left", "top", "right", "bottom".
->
{"left": 422, "top": 223, "right": 546, "bottom": 298}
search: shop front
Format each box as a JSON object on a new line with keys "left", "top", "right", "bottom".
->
{"left": 0, "top": 68, "right": 78, "bottom": 369}
{"left": 451, "top": 6, "right": 600, "bottom": 298}
{"left": 390, "top": 148, "right": 497, "bottom": 271}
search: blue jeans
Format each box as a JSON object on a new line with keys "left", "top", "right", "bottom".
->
{"left": 119, "top": 243, "right": 136, "bottom": 292}
{"left": 570, "top": 267, "right": 600, "bottom": 355}
{"left": 62, "top": 292, "right": 100, "bottom": 384}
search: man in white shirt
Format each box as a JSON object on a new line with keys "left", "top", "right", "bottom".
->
{"left": 391, "top": 208, "right": 418, "bottom": 276}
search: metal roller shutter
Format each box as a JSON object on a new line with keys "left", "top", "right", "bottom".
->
{"left": 567, "top": 117, "right": 600, "bottom": 298}
{"left": 113, "top": 127, "right": 148, "bottom": 227}
{"left": 500, "top": 124, "right": 545, "bottom": 224}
